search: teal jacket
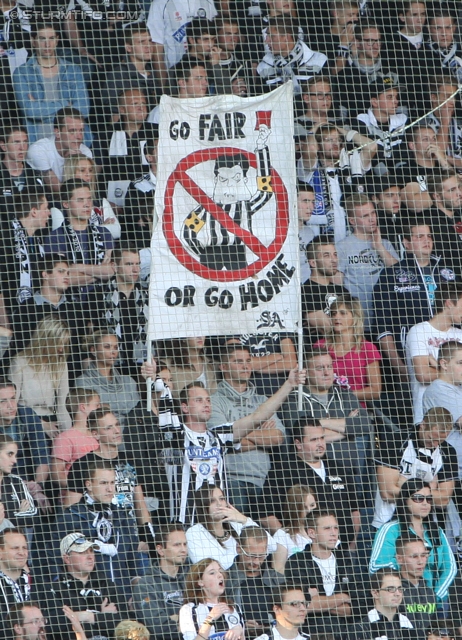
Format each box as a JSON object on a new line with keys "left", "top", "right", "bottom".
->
{"left": 369, "top": 520, "right": 457, "bottom": 601}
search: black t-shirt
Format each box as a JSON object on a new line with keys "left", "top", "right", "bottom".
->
{"left": 262, "top": 452, "right": 360, "bottom": 543}
{"left": 374, "top": 427, "right": 460, "bottom": 523}
{"left": 393, "top": 157, "right": 439, "bottom": 190}
{"left": 375, "top": 429, "right": 459, "bottom": 481}
{"left": 302, "top": 280, "right": 349, "bottom": 344}
{"left": 0, "top": 164, "right": 44, "bottom": 219}
{"left": 301, "top": 280, "right": 348, "bottom": 316}
{"left": 428, "top": 205, "right": 462, "bottom": 279}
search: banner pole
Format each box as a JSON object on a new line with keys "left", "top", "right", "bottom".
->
{"left": 147, "top": 339, "right": 152, "bottom": 412}
{"left": 297, "top": 324, "right": 304, "bottom": 411}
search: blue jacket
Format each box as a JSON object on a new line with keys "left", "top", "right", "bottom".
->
{"left": 13, "top": 56, "right": 90, "bottom": 143}
{"left": 0, "top": 406, "right": 49, "bottom": 480}
{"left": 373, "top": 253, "right": 456, "bottom": 358}
{"left": 369, "top": 520, "right": 457, "bottom": 601}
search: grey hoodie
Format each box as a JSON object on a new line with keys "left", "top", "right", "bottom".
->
{"left": 209, "top": 380, "right": 285, "bottom": 487}
{"left": 132, "top": 560, "right": 189, "bottom": 639}
{"left": 75, "top": 362, "right": 139, "bottom": 425}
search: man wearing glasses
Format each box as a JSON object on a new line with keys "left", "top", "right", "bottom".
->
{"left": 6, "top": 601, "right": 89, "bottom": 640}
{"left": 262, "top": 585, "right": 311, "bottom": 640}
{"left": 227, "top": 526, "right": 284, "bottom": 632}
{"left": 346, "top": 569, "right": 415, "bottom": 639}
{"left": 334, "top": 21, "right": 401, "bottom": 118}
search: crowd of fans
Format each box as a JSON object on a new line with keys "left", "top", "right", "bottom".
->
{"left": 2, "top": 0, "right": 462, "bottom": 639}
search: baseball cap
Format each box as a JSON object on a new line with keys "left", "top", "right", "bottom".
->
{"left": 368, "top": 72, "right": 400, "bottom": 99}
{"left": 60, "top": 533, "right": 97, "bottom": 556}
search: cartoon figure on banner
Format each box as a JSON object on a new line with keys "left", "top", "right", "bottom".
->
{"left": 182, "top": 124, "right": 273, "bottom": 271}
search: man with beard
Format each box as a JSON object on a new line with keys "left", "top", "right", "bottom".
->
{"left": 7, "top": 601, "right": 89, "bottom": 640}
{"left": 281, "top": 346, "right": 373, "bottom": 501}
{"left": 181, "top": 124, "right": 273, "bottom": 271}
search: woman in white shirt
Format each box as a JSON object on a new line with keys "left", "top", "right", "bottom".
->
{"left": 9, "top": 315, "right": 72, "bottom": 439}
{"left": 272, "top": 484, "right": 317, "bottom": 574}
{"left": 186, "top": 485, "right": 278, "bottom": 570}
{"left": 179, "top": 558, "right": 245, "bottom": 640}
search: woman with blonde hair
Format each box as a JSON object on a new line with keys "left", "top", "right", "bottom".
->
{"left": 179, "top": 558, "right": 244, "bottom": 640}
{"left": 9, "top": 315, "right": 72, "bottom": 439}
{"left": 115, "top": 620, "right": 150, "bottom": 639}
{"left": 272, "top": 484, "right": 317, "bottom": 573}
{"left": 314, "top": 292, "right": 382, "bottom": 405}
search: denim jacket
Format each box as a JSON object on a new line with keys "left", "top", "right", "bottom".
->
{"left": 13, "top": 55, "right": 90, "bottom": 143}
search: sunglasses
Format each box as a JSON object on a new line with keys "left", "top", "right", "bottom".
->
{"left": 411, "top": 494, "right": 433, "bottom": 504}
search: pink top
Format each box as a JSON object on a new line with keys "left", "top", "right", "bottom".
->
{"left": 52, "top": 428, "right": 99, "bottom": 473}
{"left": 314, "top": 339, "right": 381, "bottom": 405}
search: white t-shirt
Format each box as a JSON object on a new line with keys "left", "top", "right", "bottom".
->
{"left": 312, "top": 553, "right": 337, "bottom": 596}
{"left": 186, "top": 520, "right": 277, "bottom": 569}
{"left": 405, "top": 321, "right": 462, "bottom": 423}
{"left": 27, "top": 136, "right": 92, "bottom": 182}
{"left": 272, "top": 529, "right": 311, "bottom": 557}
{"left": 179, "top": 602, "right": 244, "bottom": 640}
{"left": 255, "top": 629, "right": 309, "bottom": 640}
{"left": 399, "top": 31, "right": 424, "bottom": 47}
{"left": 147, "top": 0, "right": 217, "bottom": 68}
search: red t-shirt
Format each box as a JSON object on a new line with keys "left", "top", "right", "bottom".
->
{"left": 314, "top": 339, "right": 381, "bottom": 406}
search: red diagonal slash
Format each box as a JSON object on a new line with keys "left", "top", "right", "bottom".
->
{"left": 172, "top": 170, "right": 268, "bottom": 258}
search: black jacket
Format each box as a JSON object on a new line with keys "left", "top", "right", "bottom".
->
{"left": 261, "top": 452, "right": 359, "bottom": 544}
{"left": 40, "top": 568, "right": 128, "bottom": 640}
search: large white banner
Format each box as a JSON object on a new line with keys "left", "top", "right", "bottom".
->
{"left": 148, "top": 82, "right": 300, "bottom": 340}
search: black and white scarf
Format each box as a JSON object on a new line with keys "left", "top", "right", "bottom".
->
{"left": 12, "top": 218, "right": 44, "bottom": 303}
{"left": 84, "top": 491, "right": 114, "bottom": 543}
{"left": 155, "top": 376, "right": 181, "bottom": 430}
{"left": 0, "top": 569, "right": 30, "bottom": 611}
{"left": 63, "top": 221, "right": 106, "bottom": 265}
{"left": 102, "top": 278, "right": 148, "bottom": 364}
{"left": 428, "top": 39, "right": 459, "bottom": 67}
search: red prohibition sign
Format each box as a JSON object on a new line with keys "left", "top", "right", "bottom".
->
{"left": 163, "top": 146, "right": 290, "bottom": 282}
